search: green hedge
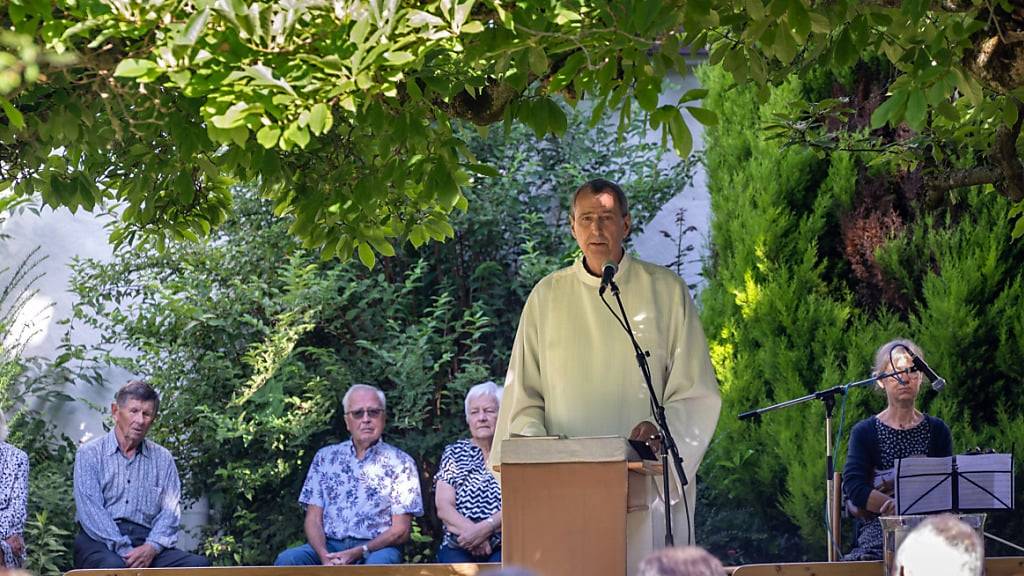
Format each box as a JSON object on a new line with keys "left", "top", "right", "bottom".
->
{"left": 695, "top": 63, "right": 1024, "bottom": 563}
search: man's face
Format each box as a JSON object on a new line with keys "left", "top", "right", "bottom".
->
{"left": 571, "top": 190, "right": 631, "bottom": 270}
{"left": 111, "top": 398, "right": 157, "bottom": 447}
{"left": 344, "top": 389, "right": 386, "bottom": 448}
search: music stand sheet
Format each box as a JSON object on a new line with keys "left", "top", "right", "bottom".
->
{"left": 896, "top": 456, "right": 953, "bottom": 514}
{"left": 956, "top": 453, "right": 1014, "bottom": 510}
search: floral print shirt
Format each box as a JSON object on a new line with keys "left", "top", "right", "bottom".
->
{"left": 0, "top": 442, "right": 29, "bottom": 568}
{"left": 299, "top": 439, "right": 423, "bottom": 540}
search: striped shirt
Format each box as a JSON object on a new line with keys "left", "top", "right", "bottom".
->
{"left": 73, "top": 431, "right": 181, "bottom": 556}
{"left": 436, "top": 439, "right": 501, "bottom": 549}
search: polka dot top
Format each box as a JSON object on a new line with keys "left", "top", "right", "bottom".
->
{"left": 875, "top": 415, "right": 932, "bottom": 469}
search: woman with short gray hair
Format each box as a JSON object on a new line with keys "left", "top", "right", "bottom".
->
{"left": 0, "top": 410, "right": 29, "bottom": 568}
{"left": 434, "top": 381, "right": 503, "bottom": 563}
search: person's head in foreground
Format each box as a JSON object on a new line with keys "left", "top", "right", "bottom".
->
{"left": 895, "top": 514, "right": 983, "bottom": 576}
{"left": 638, "top": 546, "right": 725, "bottom": 576}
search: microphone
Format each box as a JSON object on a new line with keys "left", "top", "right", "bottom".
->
{"left": 599, "top": 261, "right": 617, "bottom": 295}
{"left": 905, "top": 348, "right": 946, "bottom": 391}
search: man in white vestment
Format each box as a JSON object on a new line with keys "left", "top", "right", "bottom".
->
{"left": 490, "top": 178, "right": 722, "bottom": 569}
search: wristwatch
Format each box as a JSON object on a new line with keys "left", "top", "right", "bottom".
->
{"left": 361, "top": 544, "right": 370, "bottom": 559}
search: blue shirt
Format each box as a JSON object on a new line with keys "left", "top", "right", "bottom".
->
{"left": 73, "top": 431, "right": 182, "bottom": 556}
{"left": 299, "top": 439, "right": 423, "bottom": 540}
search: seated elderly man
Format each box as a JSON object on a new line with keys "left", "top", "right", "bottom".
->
{"left": 895, "top": 514, "right": 984, "bottom": 576}
{"left": 275, "top": 384, "right": 423, "bottom": 565}
{"left": 73, "top": 381, "right": 209, "bottom": 569}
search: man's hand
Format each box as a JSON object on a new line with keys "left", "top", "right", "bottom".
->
{"left": 334, "top": 547, "right": 366, "bottom": 565}
{"left": 318, "top": 551, "right": 345, "bottom": 566}
{"left": 5, "top": 535, "right": 25, "bottom": 558}
{"left": 123, "top": 543, "right": 159, "bottom": 568}
{"left": 456, "top": 520, "right": 494, "bottom": 550}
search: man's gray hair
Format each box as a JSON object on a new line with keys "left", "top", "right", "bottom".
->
{"left": 115, "top": 380, "right": 161, "bottom": 413}
{"left": 895, "top": 514, "right": 984, "bottom": 576}
{"left": 464, "top": 380, "right": 502, "bottom": 419}
{"left": 570, "top": 178, "right": 629, "bottom": 219}
{"left": 342, "top": 384, "right": 386, "bottom": 412}
{"left": 0, "top": 409, "right": 8, "bottom": 443}
{"left": 637, "top": 546, "right": 725, "bottom": 576}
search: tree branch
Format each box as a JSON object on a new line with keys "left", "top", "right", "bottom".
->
{"left": 926, "top": 102, "right": 1024, "bottom": 203}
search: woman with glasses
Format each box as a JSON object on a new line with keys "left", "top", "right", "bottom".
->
{"left": 842, "top": 339, "right": 953, "bottom": 561}
{"left": 435, "top": 381, "right": 503, "bottom": 563}
{"left": 0, "top": 410, "right": 29, "bottom": 569}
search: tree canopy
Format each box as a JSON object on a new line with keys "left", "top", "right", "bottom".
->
{"left": 2, "top": 0, "right": 1022, "bottom": 263}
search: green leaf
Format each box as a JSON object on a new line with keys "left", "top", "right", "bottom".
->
{"left": 384, "top": 51, "right": 415, "bottom": 66}
{"left": 284, "top": 123, "right": 310, "bottom": 148}
{"left": 744, "top": 0, "right": 766, "bottom": 20}
{"left": 543, "top": 98, "right": 568, "bottom": 136}
{"left": 350, "top": 18, "right": 371, "bottom": 46}
{"left": 686, "top": 106, "right": 718, "bottom": 126}
{"left": 953, "top": 68, "right": 982, "bottom": 106}
{"left": 678, "top": 88, "right": 708, "bottom": 104}
{"left": 368, "top": 237, "right": 396, "bottom": 257}
{"left": 176, "top": 7, "right": 210, "bottom": 46}
{"left": 787, "top": 0, "right": 811, "bottom": 38}
{"left": 113, "top": 59, "right": 158, "bottom": 78}
{"left": 256, "top": 125, "right": 281, "bottom": 148}
{"left": 870, "top": 90, "right": 909, "bottom": 129}
{"left": 0, "top": 97, "right": 25, "bottom": 129}
{"left": 357, "top": 242, "right": 376, "bottom": 269}
{"left": 549, "top": 52, "right": 585, "bottom": 92}
{"left": 666, "top": 107, "right": 693, "bottom": 158}
{"left": 461, "top": 20, "right": 484, "bottom": 34}
{"left": 528, "top": 46, "right": 548, "bottom": 76}
{"left": 308, "top": 103, "right": 332, "bottom": 135}
{"left": 905, "top": 89, "right": 927, "bottom": 130}
{"left": 245, "top": 65, "right": 296, "bottom": 95}
{"left": 465, "top": 163, "right": 499, "bottom": 177}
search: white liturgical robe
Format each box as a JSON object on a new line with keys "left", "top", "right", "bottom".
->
{"left": 491, "top": 254, "right": 722, "bottom": 570}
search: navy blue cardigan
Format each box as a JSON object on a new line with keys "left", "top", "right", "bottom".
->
{"left": 842, "top": 415, "right": 953, "bottom": 509}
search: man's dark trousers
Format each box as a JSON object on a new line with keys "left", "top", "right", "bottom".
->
{"left": 73, "top": 520, "right": 210, "bottom": 569}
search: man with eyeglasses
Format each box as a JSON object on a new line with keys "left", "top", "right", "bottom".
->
{"left": 490, "top": 179, "right": 721, "bottom": 565}
{"left": 274, "top": 384, "right": 423, "bottom": 566}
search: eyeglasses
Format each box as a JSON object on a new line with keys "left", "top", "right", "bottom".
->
{"left": 346, "top": 408, "right": 384, "bottom": 419}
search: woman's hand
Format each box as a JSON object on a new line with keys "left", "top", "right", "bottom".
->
{"left": 468, "top": 540, "right": 492, "bottom": 558}
{"left": 456, "top": 519, "right": 494, "bottom": 550}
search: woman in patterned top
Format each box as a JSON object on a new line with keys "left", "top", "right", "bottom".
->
{"left": 842, "top": 339, "right": 953, "bottom": 561}
{"left": 0, "top": 410, "right": 29, "bottom": 568}
{"left": 435, "top": 381, "right": 503, "bottom": 563}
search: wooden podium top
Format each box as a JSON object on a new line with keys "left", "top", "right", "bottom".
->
{"left": 728, "top": 556, "right": 1024, "bottom": 575}
{"left": 66, "top": 564, "right": 497, "bottom": 576}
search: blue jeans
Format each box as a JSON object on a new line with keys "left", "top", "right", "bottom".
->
{"left": 274, "top": 537, "right": 401, "bottom": 565}
{"left": 437, "top": 543, "right": 501, "bottom": 563}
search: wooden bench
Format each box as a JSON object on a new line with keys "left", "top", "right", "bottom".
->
{"left": 67, "top": 564, "right": 501, "bottom": 576}
{"left": 728, "top": 556, "right": 1024, "bottom": 575}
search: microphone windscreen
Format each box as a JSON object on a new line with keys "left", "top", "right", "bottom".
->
{"left": 932, "top": 378, "right": 946, "bottom": 392}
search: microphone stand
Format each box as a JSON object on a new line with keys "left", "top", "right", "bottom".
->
{"left": 737, "top": 367, "right": 913, "bottom": 561}
{"left": 602, "top": 278, "right": 691, "bottom": 547}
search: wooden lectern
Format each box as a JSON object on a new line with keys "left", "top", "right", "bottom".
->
{"left": 499, "top": 436, "right": 657, "bottom": 576}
